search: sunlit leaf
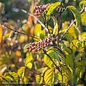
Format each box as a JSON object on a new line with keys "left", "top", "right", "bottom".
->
{"left": 30, "top": 27, "right": 34, "bottom": 35}
{"left": 68, "top": 24, "right": 79, "bottom": 39}
{"left": 44, "top": 50, "right": 59, "bottom": 68}
{"left": 36, "top": 75, "right": 42, "bottom": 83}
{"left": 24, "top": 43, "right": 30, "bottom": 52}
{"left": 15, "top": 50, "right": 21, "bottom": 57}
{"left": 19, "top": 35, "right": 27, "bottom": 43}
{"left": 39, "top": 67, "right": 48, "bottom": 74}
{"left": 58, "top": 66, "right": 71, "bottom": 84}
{"left": 0, "top": 24, "right": 3, "bottom": 43}
{"left": 28, "top": 16, "right": 32, "bottom": 25}
{"left": 17, "top": 66, "right": 25, "bottom": 78}
{"left": 44, "top": 68, "right": 54, "bottom": 84}
{"left": 52, "top": 16, "right": 59, "bottom": 35}
{"left": 34, "top": 24, "right": 45, "bottom": 40}
{"left": 0, "top": 72, "right": 2, "bottom": 82}
{"left": 67, "top": 6, "right": 81, "bottom": 27}
{"left": 26, "top": 62, "right": 33, "bottom": 69}
{"left": 81, "top": 12, "right": 86, "bottom": 26}
{"left": 24, "top": 52, "right": 33, "bottom": 65}
{"left": 24, "top": 52, "right": 33, "bottom": 69}
{"left": 4, "top": 72, "right": 18, "bottom": 83}
{"left": 74, "top": 66, "right": 85, "bottom": 84}
{"left": 79, "top": 32, "right": 86, "bottom": 41}
{"left": 23, "top": 76, "right": 29, "bottom": 84}
{"left": 45, "top": 2, "right": 61, "bottom": 20}
{"left": 60, "top": 21, "right": 69, "bottom": 33}
{"left": 79, "top": 0, "right": 86, "bottom": 9}
{"left": 48, "top": 25, "right": 53, "bottom": 34}
{"left": 22, "top": 23, "right": 29, "bottom": 33}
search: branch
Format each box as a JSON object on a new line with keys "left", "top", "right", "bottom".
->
{"left": 21, "top": 9, "right": 48, "bottom": 32}
{"left": 60, "top": 8, "right": 84, "bottom": 41}
{"left": 60, "top": 20, "right": 76, "bottom": 41}
{"left": 2, "top": 24, "right": 39, "bottom": 39}
{"left": 43, "top": 49, "right": 61, "bottom": 72}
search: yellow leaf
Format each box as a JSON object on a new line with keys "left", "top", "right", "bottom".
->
{"left": 0, "top": 2, "right": 4, "bottom": 14}
{"left": 15, "top": 50, "right": 21, "bottom": 57}
{"left": 0, "top": 72, "right": 2, "bottom": 81}
{"left": 24, "top": 52, "right": 33, "bottom": 65}
{"left": 0, "top": 24, "right": 3, "bottom": 43}
{"left": 79, "top": 32, "right": 86, "bottom": 41}
{"left": 68, "top": 24, "right": 78, "bottom": 39}
{"left": 79, "top": 0, "right": 86, "bottom": 9}
{"left": 44, "top": 68, "right": 54, "bottom": 84}
{"left": 17, "top": 66, "right": 25, "bottom": 78}
{"left": 26, "top": 62, "right": 33, "bottom": 69}
{"left": 45, "top": 2, "right": 61, "bottom": 20}
{"left": 81, "top": 12, "right": 86, "bottom": 26}
{"left": 19, "top": 35, "right": 27, "bottom": 42}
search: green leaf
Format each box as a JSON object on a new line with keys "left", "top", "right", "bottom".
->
{"left": 39, "top": 67, "right": 48, "bottom": 74}
{"left": 79, "top": 32, "right": 86, "bottom": 41}
{"left": 51, "top": 16, "right": 59, "bottom": 35}
{"left": 66, "top": 55, "right": 73, "bottom": 68}
{"left": 4, "top": 72, "right": 18, "bottom": 83}
{"left": 44, "top": 68, "right": 54, "bottom": 84}
{"left": 75, "top": 52, "right": 85, "bottom": 63}
{"left": 34, "top": 61, "right": 40, "bottom": 70}
{"left": 24, "top": 52, "right": 33, "bottom": 69}
{"left": 76, "top": 60, "right": 86, "bottom": 67}
{"left": 36, "top": 75, "right": 42, "bottom": 83}
{"left": 17, "top": 66, "right": 25, "bottom": 78}
{"left": 81, "top": 12, "right": 86, "bottom": 26}
{"left": 68, "top": 24, "right": 79, "bottom": 39}
{"left": 44, "top": 50, "right": 59, "bottom": 68}
{"left": 65, "top": 33, "right": 74, "bottom": 41}
{"left": 55, "top": 49, "right": 66, "bottom": 63}
{"left": 24, "top": 52, "right": 33, "bottom": 65}
{"left": 34, "top": 24, "right": 45, "bottom": 40}
{"left": 61, "top": 66, "right": 72, "bottom": 84}
{"left": 24, "top": 43, "right": 30, "bottom": 52}
{"left": 45, "top": 2, "right": 61, "bottom": 20}
{"left": 67, "top": 6, "right": 81, "bottom": 27}
{"left": 79, "top": 0, "right": 86, "bottom": 9}
{"left": 62, "top": 46, "right": 72, "bottom": 55}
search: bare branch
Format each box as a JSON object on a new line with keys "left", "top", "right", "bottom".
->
{"left": 2, "top": 24, "right": 39, "bottom": 39}
{"left": 21, "top": 9, "right": 48, "bottom": 32}
{"left": 43, "top": 49, "right": 61, "bottom": 72}
{"left": 60, "top": 20, "right": 76, "bottom": 40}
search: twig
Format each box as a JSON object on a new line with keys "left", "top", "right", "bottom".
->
{"left": 60, "top": 7, "right": 84, "bottom": 41}
{"left": 60, "top": 20, "right": 76, "bottom": 41}
{"left": 2, "top": 24, "right": 39, "bottom": 39}
{"left": 21, "top": 9, "right": 48, "bottom": 32}
{"left": 43, "top": 49, "right": 61, "bottom": 72}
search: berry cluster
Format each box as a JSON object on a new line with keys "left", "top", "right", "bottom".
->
{"left": 34, "top": 4, "right": 50, "bottom": 16}
{"left": 27, "top": 37, "right": 55, "bottom": 53}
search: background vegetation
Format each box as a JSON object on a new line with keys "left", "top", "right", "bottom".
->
{"left": 0, "top": 0, "right": 86, "bottom": 86}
